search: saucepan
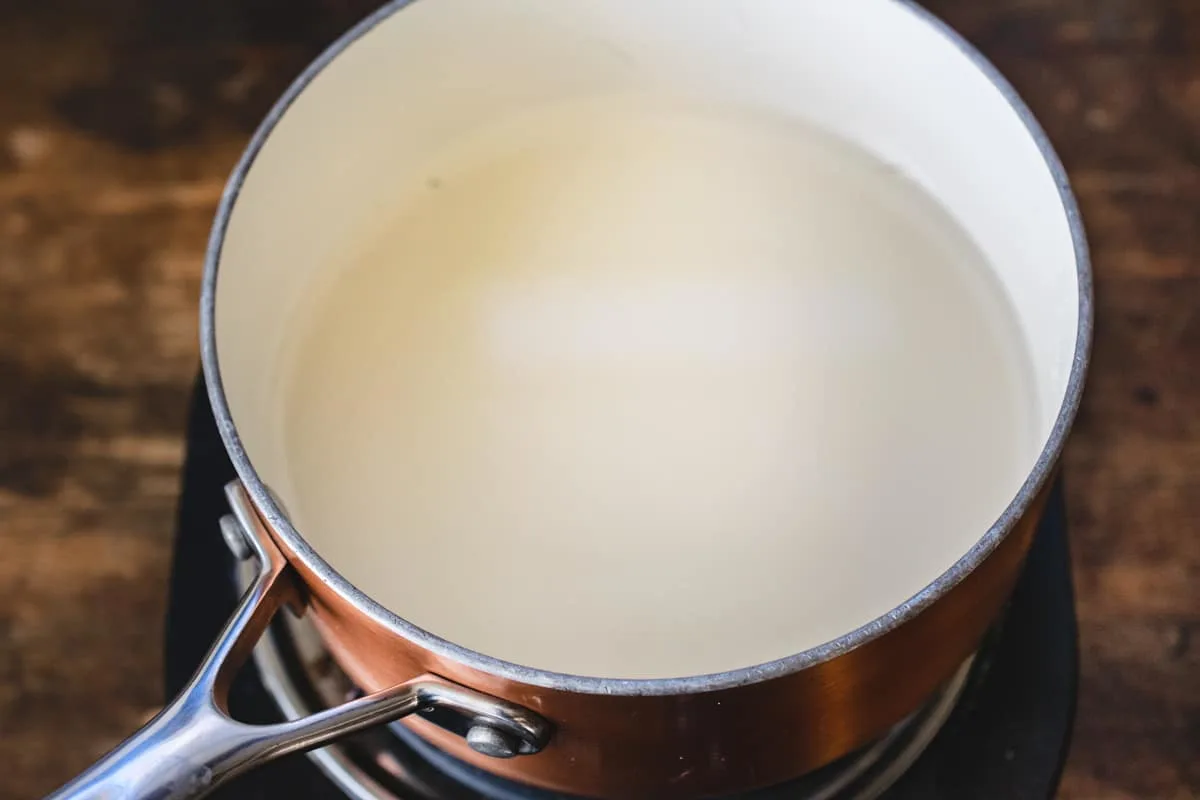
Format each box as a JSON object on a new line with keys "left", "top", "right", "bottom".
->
{"left": 49, "top": 0, "right": 1091, "bottom": 798}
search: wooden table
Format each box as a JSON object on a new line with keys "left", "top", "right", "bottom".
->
{"left": 0, "top": 1, "right": 1195, "bottom": 798}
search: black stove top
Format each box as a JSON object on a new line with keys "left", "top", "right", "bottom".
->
{"left": 166, "top": 377, "right": 1077, "bottom": 799}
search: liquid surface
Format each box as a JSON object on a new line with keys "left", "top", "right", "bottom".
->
{"left": 278, "top": 96, "right": 1039, "bottom": 679}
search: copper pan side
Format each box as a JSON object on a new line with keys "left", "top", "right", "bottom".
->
{"left": 196, "top": 2, "right": 1093, "bottom": 798}
{"left": 261, "top": 479, "right": 1051, "bottom": 799}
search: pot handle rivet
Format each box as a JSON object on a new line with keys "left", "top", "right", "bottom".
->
{"left": 219, "top": 514, "right": 252, "bottom": 562}
{"left": 466, "top": 723, "right": 522, "bottom": 759}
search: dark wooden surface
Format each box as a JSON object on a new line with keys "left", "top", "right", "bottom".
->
{"left": 0, "top": 2, "right": 1195, "bottom": 798}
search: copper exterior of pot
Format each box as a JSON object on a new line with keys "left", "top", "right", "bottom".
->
{"left": 198, "top": 1, "right": 1093, "bottom": 798}
{"left": 256, "top": 481, "right": 1051, "bottom": 798}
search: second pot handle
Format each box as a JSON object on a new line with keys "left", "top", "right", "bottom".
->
{"left": 46, "top": 482, "right": 551, "bottom": 800}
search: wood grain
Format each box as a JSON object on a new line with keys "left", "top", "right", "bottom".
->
{"left": 0, "top": 1, "right": 1195, "bottom": 798}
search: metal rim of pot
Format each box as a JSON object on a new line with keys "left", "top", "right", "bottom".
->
{"left": 198, "top": 0, "right": 1093, "bottom": 698}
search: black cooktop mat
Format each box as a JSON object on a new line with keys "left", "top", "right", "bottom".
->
{"left": 166, "top": 376, "right": 1076, "bottom": 799}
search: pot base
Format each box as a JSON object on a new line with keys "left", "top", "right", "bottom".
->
{"left": 241, "top": 582, "right": 974, "bottom": 800}
{"left": 167, "top": 376, "right": 1077, "bottom": 799}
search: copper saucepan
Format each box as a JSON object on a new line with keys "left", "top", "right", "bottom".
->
{"left": 49, "top": 0, "right": 1091, "bottom": 798}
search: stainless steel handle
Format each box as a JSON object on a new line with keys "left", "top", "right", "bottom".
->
{"left": 47, "top": 482, "right": 551, "bottom": 800}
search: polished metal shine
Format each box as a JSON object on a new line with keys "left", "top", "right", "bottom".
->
{"left": 241, "top": 585, "right": 978, "bottom": 800}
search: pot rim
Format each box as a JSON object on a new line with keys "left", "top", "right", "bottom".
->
{"left": 200, "top": 0, "right": 1093, "bottom": 697}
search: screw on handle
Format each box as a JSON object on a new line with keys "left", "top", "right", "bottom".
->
{"left": 45, "top": 482, "right": 551, "bottom": 800}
